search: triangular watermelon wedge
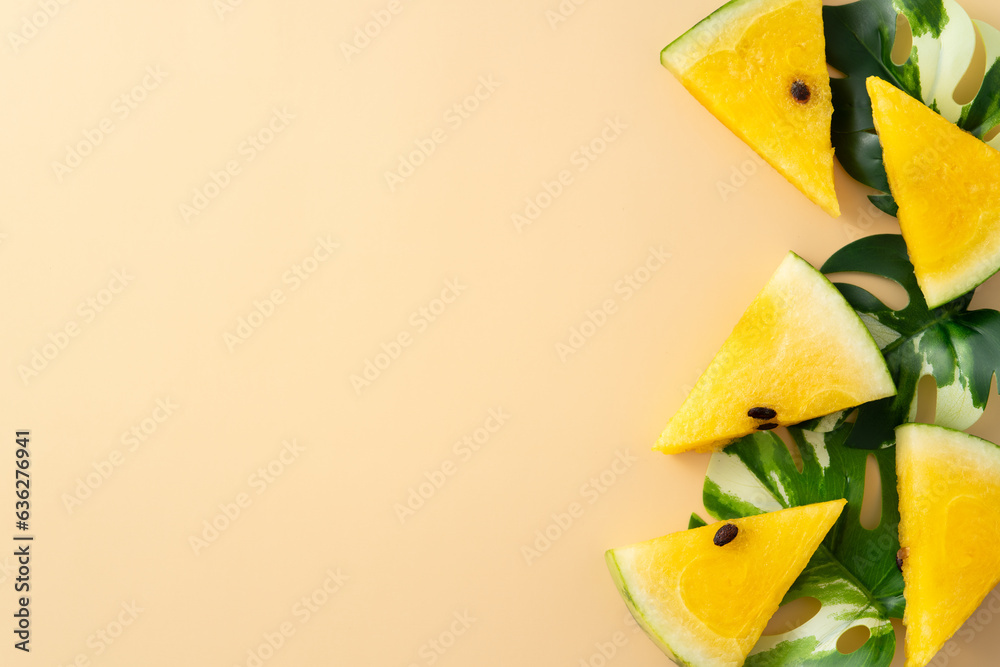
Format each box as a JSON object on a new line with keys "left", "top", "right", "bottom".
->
{"left": 896, "top": 423, "right": 1000, "bottom": 667}
{"left": 661, "top": 0, "right": 840, "bottom": 217}
{"left": 868, "top": 76, "right": 1000, "bottom": 308}
{"left": 655, "top": 252, "right": 895, "bottom": 454}
{"left": 606, "top": 500, "right": 846, "bottom": 667}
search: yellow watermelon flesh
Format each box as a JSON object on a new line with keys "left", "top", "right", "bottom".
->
{"left": 661, "top": 0, "right": 840, "bottom": 217}
{"left": 655, "top": 252, "right": 895, "bottom": 454}
{"left": 606, "top": 500, "right": 846, "bottom": 667}
{"left": 868, "top": 76, "right": 1000, "bottom": 308}
{"left": 896, "top": 423, "right": 1000, "bottom": 667}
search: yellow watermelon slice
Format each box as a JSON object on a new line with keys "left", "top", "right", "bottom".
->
{"left": 867, "top": 76, "right": 1000, "bottom": 308}
{"left": 655, "top": 252, "right": 895, "bottom": 454}
{"left": 896, "top": 423, "right": 1000, "bottom": 667}
{"left": 606, "top": 500, "right": 846, "bottom": 667}
{"left": 661, "top": 0, "right": 840, "bottom": 217}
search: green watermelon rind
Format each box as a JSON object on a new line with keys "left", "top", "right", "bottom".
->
{"left": 867, "top": 77, "right": 1000, "bottom": 310}
{"left": 786, "top": 251, "right": 897, "bottom": 399}
{"left": 927, "top": 256, "right": 1000, "bottom": 311}
{"left": 605, "top": 548, "right": 696, "bottom": 667}
{"left": 659, "top": 0, "right": 842, "bottom": 217}
{"left": 657, "top": 252, "right": 896, "bottom": 453}
{"left": 895, "top": 422, "right": 1000, "bottom": 452}
{"left": 660, "top": 0, "right": 791, "bottom": 75}
{"left": 605, "top": 502, "right": 848, "bottom": 667}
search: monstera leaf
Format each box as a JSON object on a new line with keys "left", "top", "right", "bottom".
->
{"left": 821, "top": 234, "right": 1000, "bottom": 450}
{"left": 697, "top": 413, "right": 900, "bottom": 666}
{"left": 824, "top": 0, "right": 1000, "bottom": 215}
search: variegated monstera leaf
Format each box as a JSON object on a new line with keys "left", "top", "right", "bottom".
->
{"left": 822, "top": 234, "right": 1000, "bottom": 450}
{"left": 825, "top": 0, "right": 1000, "bottom": 215}
{"left": 695, "top": 412, "right": 901, "bottom": 666}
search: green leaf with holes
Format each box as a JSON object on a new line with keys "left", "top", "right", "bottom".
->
{"left": 824, "top": 0, "right": 1000, "bottom": 214}
{"left": 821, "top": 234, "right": 1000, "bottom": 450}
{"left": 703, "top": 414, "right": 900, "bottom": 666}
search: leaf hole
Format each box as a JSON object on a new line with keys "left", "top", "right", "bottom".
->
{"left": 891, "top": 13, "right": 913, "bottom": 66}
{"left": 827, "top": 63, "right": 847, "bottom": 80}
{"left": 762, "top": 596, "right": 821, "bottom": 636}
{"left": 891, "top": 618, "right": 906, "bottom": 663}
{"left": 985, "top": 124, "right": 1000, "bottom": 142}
{"left": 843, "top": 408, "right": 859, "bottom": 424}
{"left": 824, "top": 272, "right": 910, "bottom": 311}
{"left": 837, "top": 624, "right": 872, "bottom": 654}
{"left": 954, "top": 21, "right": 988, "bottom": 105}
{"left": 860, "top": 454, "right": 882, "bottom": 530}
{"left": 914, "top": 374, "right": 938, "bottom": 424}
{"left": 773, "top": 426, "right": 804, "bottom": 473}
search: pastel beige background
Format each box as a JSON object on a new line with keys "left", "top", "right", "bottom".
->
{"left": 2, "top": 0, "right": 999, "bottom": 665}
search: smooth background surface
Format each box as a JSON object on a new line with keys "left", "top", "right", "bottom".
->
{"left": 1, "top": 0, "right": 999, "bottom": 665}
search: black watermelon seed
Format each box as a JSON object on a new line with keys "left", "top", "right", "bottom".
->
{"left": 714, "top": 523, "right": 739, "bottom": 547}
{"left": 791, "top": 80, "right": 811, "bottom": 103}
{"left": 748, "top": 407, "right": 778, "bottom": 420}
{"left": 756, "top": 423, "right": 779, "bottom": 431}
{"left": 897, "top": 547, "right": 909, "bottom": 572}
